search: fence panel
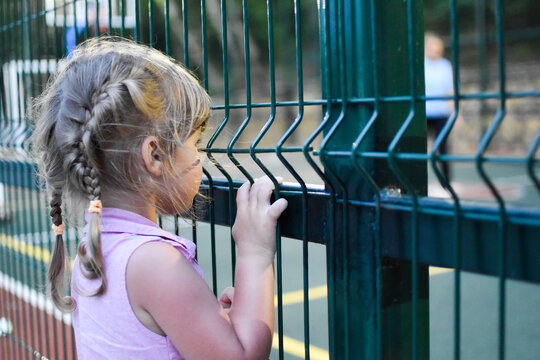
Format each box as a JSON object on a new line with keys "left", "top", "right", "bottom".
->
{"left": 1, "top": 0, "right": 539, "bottom": 359}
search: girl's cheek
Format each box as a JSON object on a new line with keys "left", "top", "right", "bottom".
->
{"left": 195, "top": 165, "right": 203, "bottom": 187}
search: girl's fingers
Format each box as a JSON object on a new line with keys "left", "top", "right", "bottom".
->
{"left": 251, "top": 177, "right": 275, "bottom": 205}
{"left": 267, "top": 198, "right": 288, "bottom": 220}
{"left": 219, "top": 286, "right": 235, "bottom": 309}
{"left": 236, "top": 181, "right": 251, "bottom": 208}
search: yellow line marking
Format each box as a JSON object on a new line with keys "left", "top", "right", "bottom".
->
{"left": 0, "top": 233, "right": 51, "bottom": 263}
{"left": 274, "top": 284, "right": 327, "bottom": 307}
{"left": 272, "top": 332, "right": 329, "bottom": 360}
{"left": 0, "top": 234, "right": 74, "bottom": 268}
{"left": 429, "top": 266, "right": 453, "bottom": 276}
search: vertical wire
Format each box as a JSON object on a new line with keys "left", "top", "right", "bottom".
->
{"left": 51, "top": 4, "right": 62, "bottom": 353}
{"left": 0, "top": 10, "right": 20, "bottom": 350}
{"left": 475, "top": 0, "right": 488, "bottom": 134}
{"left": 107, "top": 0, "right": 112, "bottom": 35}
{"left": 225, "top": 0, "right": 254, "bottom": 184}
{"left": 302, "top": 0, "right": 338, "bottom": 355}
{"left": 174, "top": 215, "right": 179, "bottom": 235}
{"left": 182, "top": 0, "right": 188, "bottom": 67}
{"left": 0, "top": 10, "right": 20, "bottom": 355}
{"left": 24, "top": 1, "right": 40, "bottom": 354}
{"left": 243, "top": 0, "right": 284, "bottom": 356}
{"left": 15, "top": 2, "right": 31, "bottom": 356}
{"left": 62, "top": 0, "right": 67, "bottom": 56}
{"left": 35, "top": 189, "right": 50, "bottom": 359}
{"left": 0, "top": 7, "right": 8, "bottom": 354}
{"left": 148, "top": 0, "right": 154, "bottom": 47}
{"left": 350, "top": 0, "right": 382, "bottom": 356}
{"left": 427, "top": 0, "right": 463, "bottom": 359}
{"left": 120, "top": 0, "right": 125, "bottom": 37}
{"left": 58, "top": 3, "right": 70, "bottom": 357}
{"left": 292, "top": 2, "right": 312, "bottom": 357}
{"left": 40, "top": 3, "right": 52, "bottom": 357}
{"left": 8, "top": 160, "right": 22, "bottom": 360}
{"left": 192, "top": 216, "right": 198, "bottom": 261}
{"left": 473, "top": 0, "right": 507, "bottom": 357}
{"left": 2, "top": 161, "right": 12, "bottom": 358}
{"left": 134, "top": 0, "right": 141, "bottom": 42}
{"left": 385, "top": 0, "right": 421, "bottom": 357}
{"left": 24, "top": 174, "right": 38, "bottom": 359}
{"left": 317, "top": 0, "right": 353, "bottom": 356}
{"left": 28, "top": 120, "right": 44, "bottom": 358}
{"left": 449, "top": 1, "right": 462, "bottom": 358}
{"left": 199, "top": 0, "right": 216, "bottom": 295}
{"left": 202, "top": 169, "right": 218, "bottom": 295}
{"left": 73, "top": 0, "right": 78, "bottom": 50}
{"left": 14, "top": 0, "right": 25, "bottom": 146}
{"left": 0, "top": 169, "right": 9, "bottom": 358}
{"left": 203, "top": 0, "right": 237, "bottom": 281}
{"left": 62, "top": 211, "right": 73, "bottom": 360}
{"left": 0, "top": 2, "right": 14, "bottom": 355}
{"left": 21, "top": 162, "right": 35, "bottom": 359}
{"left": 8, "top": 163, "right": 20, "bottom": 360}
{"left": 84, "top": 0, "right": 88, "bottom": 40}
{"left": 200, "top": 0, "right": 208, "bottom": 89}
{"left": 183, "top": 0, "right": 197, "bottom": 258}
{"left": 164, "top": 0, "right": 170, "bottom": 55}
{"left": 219, "top": 0, "right": 236, "bottom": 280}
{"left": 94, "top": 0, "right": 99, "bottom": 37}
{"left": 0, "top": 0, "right": 4, "bottom": 138}
{"left": 2, "top": 4, "right": 14, "bottom": 355}
{"left": 526, "top": 131, "right": 540, "bottom": 191}
{"left": 52, "top": 0, "right": 59, "bottom": 66}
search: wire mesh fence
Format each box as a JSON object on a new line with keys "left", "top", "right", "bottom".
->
{"left": 0, "top": 0, "right": 539, "bottom": 359}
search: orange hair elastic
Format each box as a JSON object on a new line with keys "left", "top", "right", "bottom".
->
{"left": 52, "top": 223, "right": 65, "bottom": 236}
{"left": 88, "top": 200, "right": 102, "bottom": 214}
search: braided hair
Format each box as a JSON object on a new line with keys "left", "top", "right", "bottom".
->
{"left": 31, "top": 37, "right": 211, "bottom": 311}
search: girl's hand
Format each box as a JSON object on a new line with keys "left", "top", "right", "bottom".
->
{"left": 232, "top": 176, "right": 288, "bottom": 259}
{"left": 219, "top": 286, "right": 235, "bottom": 314}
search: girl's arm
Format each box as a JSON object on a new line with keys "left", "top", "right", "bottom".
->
{"left": 127, "top": 176, "right": 287, "bottom": 360}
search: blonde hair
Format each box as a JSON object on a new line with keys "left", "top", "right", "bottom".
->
{"left": 31, "top": 37, "right": 210, "bottom": 311}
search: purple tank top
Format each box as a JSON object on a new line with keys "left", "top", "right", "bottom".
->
{"left": 71, "top": 208, "right": 203, "bottom": 360}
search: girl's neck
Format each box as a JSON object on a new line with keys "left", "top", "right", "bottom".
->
{"left": 101, "top": 189, "right": 157, "bottom": 224}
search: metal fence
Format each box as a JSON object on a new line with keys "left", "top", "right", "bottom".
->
{"left": 1, "top": 0, "right": 539, "bottom": 359}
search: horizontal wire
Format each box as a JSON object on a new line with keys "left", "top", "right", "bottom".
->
{"left": 208, "top": 90, "right": 539, "bottom": 111}
{"left": 321, "top": 150, "right": 540, "bottom": 163}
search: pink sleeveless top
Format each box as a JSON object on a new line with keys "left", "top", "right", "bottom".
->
{"left": 71, "top": 208, "right": 203, "bottom": 360}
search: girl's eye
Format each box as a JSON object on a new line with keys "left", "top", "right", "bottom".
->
{"left": 196, "top": 139, "right": 204, "bottom": 151}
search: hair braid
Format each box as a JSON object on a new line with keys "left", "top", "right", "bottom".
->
{"left": 75, "top": 102, "right": 107, "bottom": 296}
{"left": 47, "top": 187, "right": 75, "bottom": 312}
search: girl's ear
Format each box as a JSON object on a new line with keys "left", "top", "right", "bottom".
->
{"left": 141, "top": 136, "right": 163, "bottom": 177}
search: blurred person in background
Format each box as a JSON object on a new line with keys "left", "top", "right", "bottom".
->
{"left": 425, "top": 31, "right": 454, "bottom": 180}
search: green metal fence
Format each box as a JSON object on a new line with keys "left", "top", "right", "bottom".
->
{"left": 1, "top": 0, "right": 539, "bottom": 359}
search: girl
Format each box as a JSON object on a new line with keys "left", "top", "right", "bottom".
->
{"left": 32, "top": 37, "right": 288, "bottom": 360}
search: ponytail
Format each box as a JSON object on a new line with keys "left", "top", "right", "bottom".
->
{"left": 47, "top": 188, "right": 75, "bottom": 312}
{"left": 77, "top": 198, "right": 107, "bottom": 297}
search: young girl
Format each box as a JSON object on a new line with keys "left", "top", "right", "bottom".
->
{"left": 32, "top": 37, "right": 288, "bottom": 360}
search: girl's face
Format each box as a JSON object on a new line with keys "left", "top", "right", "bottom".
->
{"left": 170, "top": 129, "right": 203, "bottom": 211}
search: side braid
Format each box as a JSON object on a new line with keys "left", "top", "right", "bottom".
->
{"left": 75, "top": 107, "right": 107, "bottom": 296}
{"left": 48, "top": 187, "right": 75, "bottom": 312}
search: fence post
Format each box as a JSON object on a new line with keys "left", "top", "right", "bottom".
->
{"left": 319, "top": 0, "right": 429, "bottom": 358}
